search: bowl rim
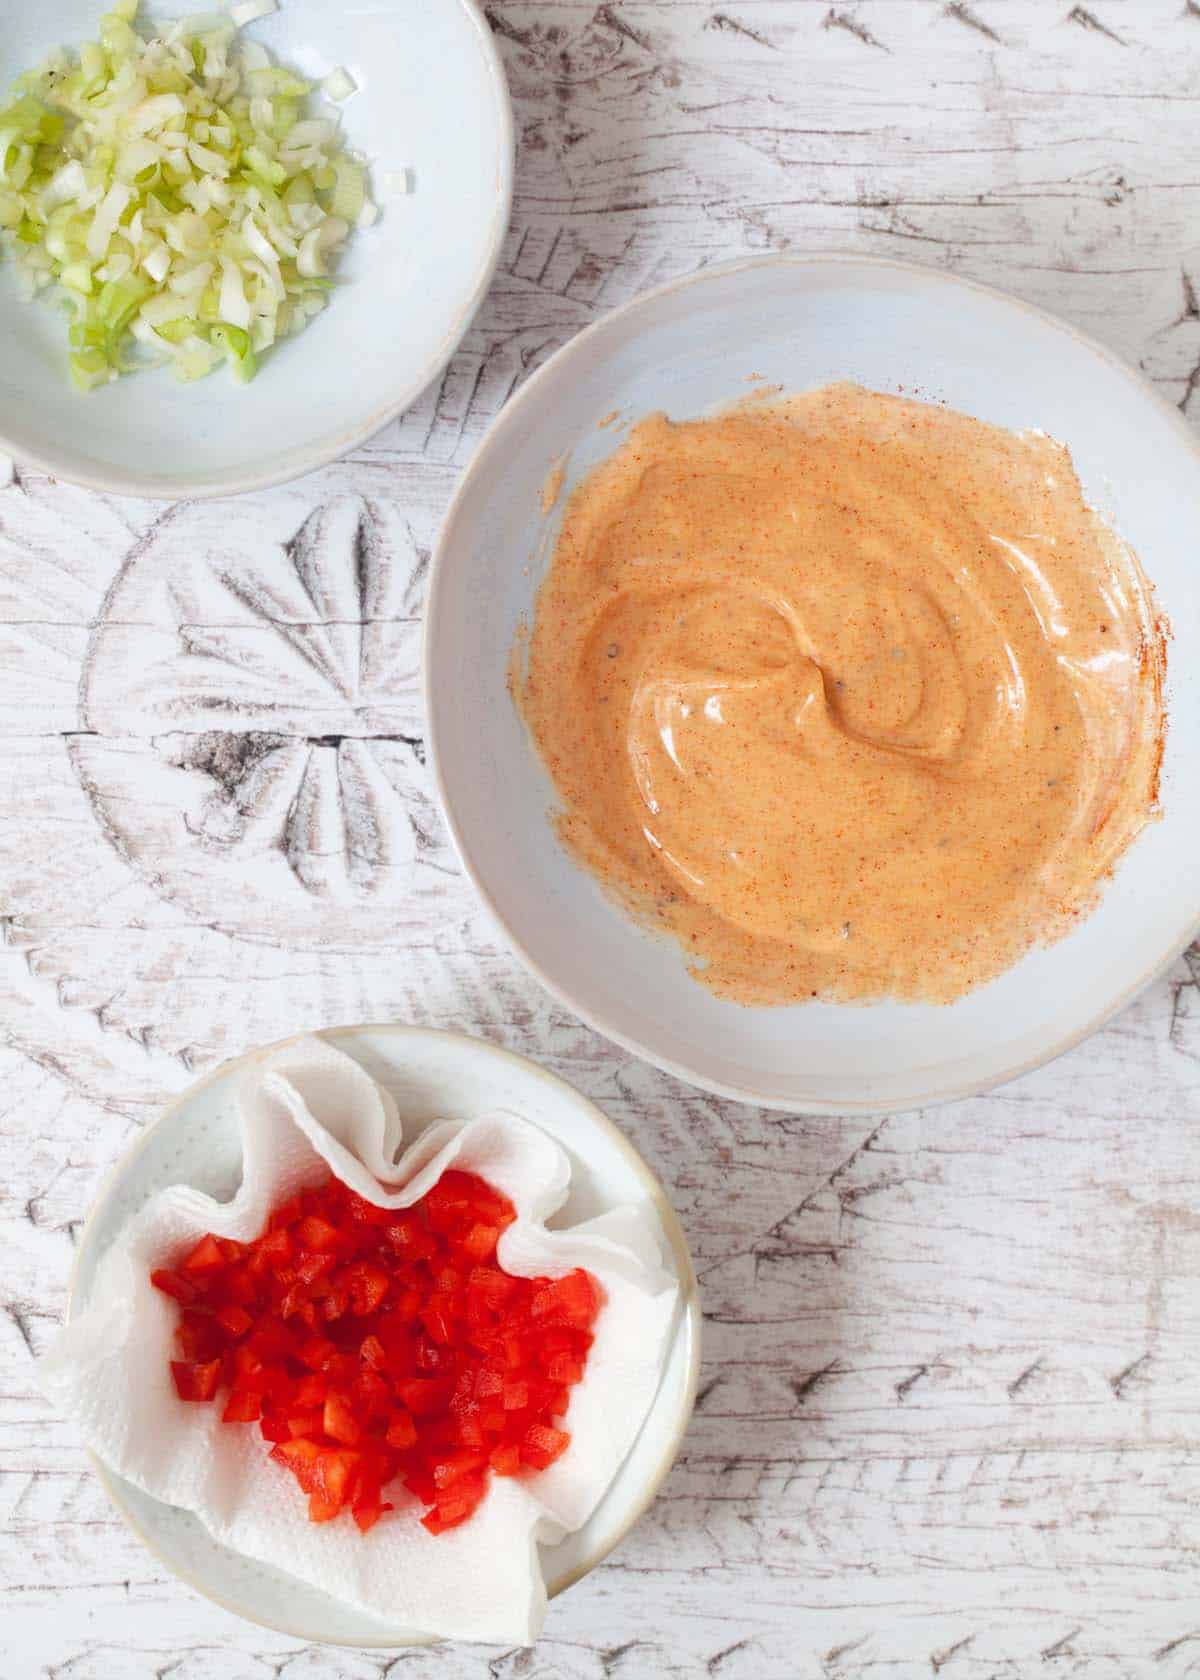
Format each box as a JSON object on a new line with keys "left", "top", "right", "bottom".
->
{"left": 424, "top": 249, "right": 1200, "bottom": 1116}
{"left": 0, "top": 0, "right": 514, "bottom": 503}
{"left": 67, "top": 1020, "right": 703, "bottom": 1649}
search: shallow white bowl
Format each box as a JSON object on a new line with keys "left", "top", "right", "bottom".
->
{"left": 426, "top": 254, "right": 1200, "bottom": 1115}
{"left": 70, "top": 1024, "right": 701, "bottom": 1646}
{"left": 0, "top": 0, "right": 511, "bottom": 499}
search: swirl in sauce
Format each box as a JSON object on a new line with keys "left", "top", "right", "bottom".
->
{"left": 516, "top": 385, "right": 1166, "bottom": 1005}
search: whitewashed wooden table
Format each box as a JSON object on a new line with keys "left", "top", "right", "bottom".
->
{"left": 4, "top": 3, "right": 1200, "bottom": 1676}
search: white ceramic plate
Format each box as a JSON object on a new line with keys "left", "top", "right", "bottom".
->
{"left": 0, "top": 0, "right": 512, "bottom": 499}
{"left": 426, "top": 254, "right": 1200, "bottom": 1115}
{"left": 69, "top": 1025, "right": 701, "bottom": 1647}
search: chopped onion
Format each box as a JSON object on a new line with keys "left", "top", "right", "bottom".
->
{"left": 0, "top": 0, "right": 379, "bottom": 389}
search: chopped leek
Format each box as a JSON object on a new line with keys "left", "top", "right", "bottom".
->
{"left": 321, "top": 68, "right": 358, "bottom": 104}
{"left": 0, "top": 1, "right": 378, "bottom": 389}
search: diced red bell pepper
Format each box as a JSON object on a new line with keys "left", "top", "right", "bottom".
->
{"left": 181, "top": 1234, "right": 226, "bottom": 1275}
{"left": 324, "top": 1391, "right": 363, "bottom": 1446}
{"left": 153, "top": 1166, "right": 596, "bottom": 1539}
{"left": 404, "top": 1467, "right": 437, "bottom": 1506}
{"left": 431, "top": 1449, "right": 487, "bottom": 1489}
{"left": 259, "top": 1409, "right": 291, "bottom": 1443}
{"left": 345, "top": 1191, "right": 392, "bottom": 1227}
{"left": 354, "top": 1369, "right": 392, "bottom": 1418}
{"left": 539, "top": 1383, "right": 571, "bottom": 1420}
{"left": 271, "top": 1437, "right": 322, "bottom": 1489}
{"left": 297, "top": 1336, "right": 337, "bottom": 1371}
{"left": 353, "top": 1500, "right": 393, "bottom": 1533}
{"left": 225, "top": 1269, "right": 259, "bottom": 1308}
{"left": 359, "top": 1334, "right": 387, "bottom": 1370}
{"left": 475, "top": 1368, "right": 503, "bottom": 1401}
{"left": 296, "top": 1251, "right": 337, "bottom": 1286}
{"left": 385, "top": 1212, "right": 437, "bottom": 1262}
{"left": 531, "top": 1270, "right": 599, "bottom": 1328}
{"left": 259, "top": 1225, "right": 294, "bottom": 1262}
{"left": 389, "top": 1286, "right": 422, "bottom": 1325}
{"left": 489, "top": 1441, "right": 521, "bottom": 1476}
{"left": 150, "top": 1267, "right": 196, "bottom": 1305}
{"left": 385, "top": 1409, "right": 417, "bottom": 1449}
{"left": 461, "top": 1223, "right": 500, "bottom": 1263}
{"left": 521, "top": 1424, "right": 570, "bottom": 1471}
{"left": 469, "top": 1265, "right": 518, "bottom": 1309}
{"left": 455, "top": 1411, "right": 484, "bottom": 1448}
{"left": 222, "top": 1388, "right": 262, "bottom": 1424}
{"left": 502, "top": 1377, "right": 529, "bottom": 1412}
{"left": 421, "top": 1471, "right": 487, "bottom": 1534}
{"left": 325, "top": 1352, "right": 358, "bottom": 1387}
{"left": 176, "top": 1312, "right": 221, "bottom": 1363}
{"left": 297, "top": 1215, "right": 340, "bottom": 1253}
{"left": 248, "top": 1317, "right": 299, "bottom": 1361}
{"left": 420, "top": 1303, "right": 454, "bottom": 1347}
{"left": 268, "top": 1195, "right": 305, "bottom": 1232}
{"left": 321, "top": 1289, "right": 350, "bottom": 1323}
{"left": 397, "top": 1377, "right": 454, "bottom": 1416}
{"left": 171, "top": 1359, "right": 221, "bottom": 1402}
{"left": 544, "top": 1353, "right": 584, "bottom": 1386}
{"left": 312, "top": 1448, "right": 359, "bottom": 1509}
{"left": 343, "top": 1262, "right": 390, "bottom": 1315}
{"left": 215, "top": 1304, "right": 254, "bottom": 1339}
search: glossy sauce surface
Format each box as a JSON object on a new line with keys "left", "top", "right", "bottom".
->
{"left": 517, "top": 385, "right": 1166, "bottom": 1005}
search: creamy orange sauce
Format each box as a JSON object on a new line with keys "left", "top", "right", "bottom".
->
{"left": 516, "top": 384, "right": 1166, "bottom": 1005}
{"left": 540, "top": 457, "right": 568, "bottom": 515}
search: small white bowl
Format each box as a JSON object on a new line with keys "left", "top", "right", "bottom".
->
{"left": 426, "top": 254, "right": 1200, "bottom": 1114}
{"left": 69, "top": 1024, "right": 701, "bottom": 1647}
{"left": 0, "top": 0, "right": 512, "bottom": 499}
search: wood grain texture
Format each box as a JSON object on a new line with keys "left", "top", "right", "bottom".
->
{"left": 3, "top": 2, "right": 1200, "bottom": 1675}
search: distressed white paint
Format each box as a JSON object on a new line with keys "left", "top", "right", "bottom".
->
{"left": 3, "top": 3, "right": 1200, "bottom": 1676}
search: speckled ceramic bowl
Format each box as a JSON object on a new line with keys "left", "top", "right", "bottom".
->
{"left": 426, "top": 254, "right": 1200, "bottom": 1114}
{"left": 0, "top": 0, "right": 512, "bottom": 498}
{"left": 69, "top": 1025, "right": 701, "bottom": 1646}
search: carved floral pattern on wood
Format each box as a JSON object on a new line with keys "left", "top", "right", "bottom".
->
{"left": 72, "top": 495, "right": 439, "bottom": 946}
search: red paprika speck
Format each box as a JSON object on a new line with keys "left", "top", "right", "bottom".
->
{"left": 150, "top": 1170, "right": 601, "bottom": 1536}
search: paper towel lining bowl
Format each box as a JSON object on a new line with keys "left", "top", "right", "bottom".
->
{"left": 68, "top": 1023, "right": 701, "bottom": 1647}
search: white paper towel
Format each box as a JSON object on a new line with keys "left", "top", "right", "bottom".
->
{"left": 39, "top": 1035, "right": 680, "bottom": 1644}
